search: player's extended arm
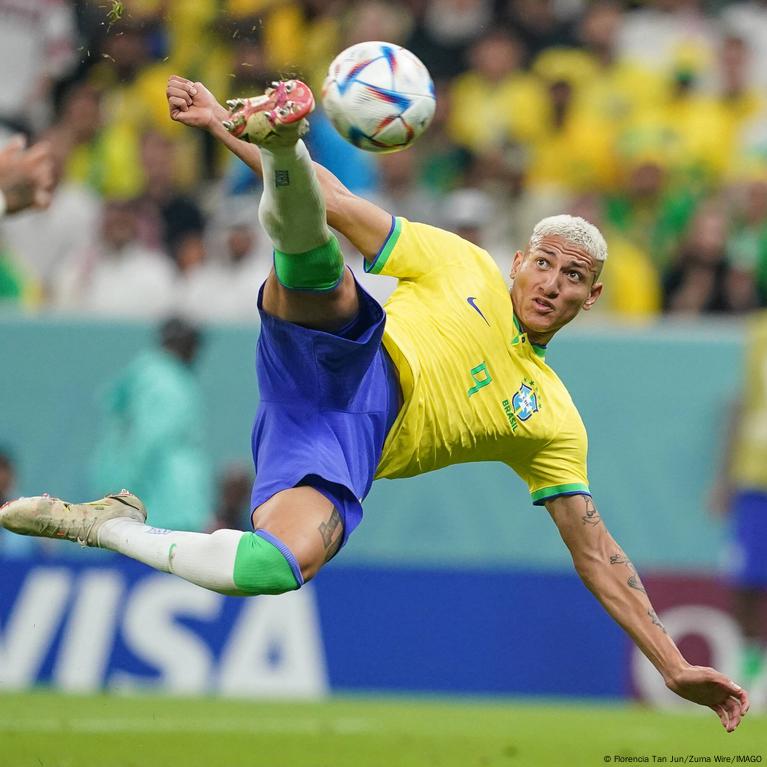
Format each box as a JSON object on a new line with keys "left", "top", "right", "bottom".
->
{"left": 165, "top": 75, "right": 392, "bottom": 260}
{"left": 546, "top": 493, "right": 749, "bottom": 732}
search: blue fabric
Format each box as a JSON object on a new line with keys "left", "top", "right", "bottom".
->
{"left": 250, "top": 274, "right": 400, "bottom": 547}
{"left": 726, "top": 490, "right": 767, "bottom": 587}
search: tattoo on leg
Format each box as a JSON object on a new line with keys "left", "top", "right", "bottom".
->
{"left": 318, "top": 507, "right": 342, "bottom": 552}
{"left": 648, "top": 608, "right": 667, "bottom": 634}
{"left": 609, "top": 550, "right": 647, "bottom": 593}
{"left": 275, "top": 169, "right": 290, "bottom": 187}
{"left": 581, "top": 497, "right": 601, "bottom": 527}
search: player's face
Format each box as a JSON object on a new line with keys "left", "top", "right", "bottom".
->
{"left": 509, "top": 235, "right": 603, "bottom": 345}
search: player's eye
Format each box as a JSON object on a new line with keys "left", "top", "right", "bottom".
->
{"left": 536, "top": 258, "right": 548, "bottom": 268}
{"left": 569, "top": 271, "right": 582, "bottom": 281}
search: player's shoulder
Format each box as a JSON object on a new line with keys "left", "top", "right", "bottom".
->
{"left": 400, "top": 218, "right": 502, "bottom": 273}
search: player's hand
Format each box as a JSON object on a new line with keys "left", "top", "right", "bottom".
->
{"left": 665, "top": 664, "right": 749, "bottom": 732}
{"left": 166, "top": 76, "right": 227, "bottom": 131}
{"left": 0, "top": 135, "right": 55, "bottom": 214}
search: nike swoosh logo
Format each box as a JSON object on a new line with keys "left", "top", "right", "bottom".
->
{"left": 467, "top": 296, "right": 490, "bottom": 326}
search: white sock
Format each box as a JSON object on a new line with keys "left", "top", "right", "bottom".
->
{"left": 97, "top": 519, "right": 244, "bottom": 595}
{"left": 258, "top": 139, "right": 331, "bottom": 253}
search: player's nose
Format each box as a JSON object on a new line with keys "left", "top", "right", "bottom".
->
{"left": 540, "top": 270, "right": 560, "bottom": 297}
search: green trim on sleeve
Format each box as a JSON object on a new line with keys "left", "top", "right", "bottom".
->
{"left": 365, "top": 217, "right": 402, "bottom": 274}
{"left": 531, "top": 482, "right": 591, "bottom": 506}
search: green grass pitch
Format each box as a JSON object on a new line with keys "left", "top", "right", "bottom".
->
{"left": 1, "top": 691, "right": 765, "bottom": 767}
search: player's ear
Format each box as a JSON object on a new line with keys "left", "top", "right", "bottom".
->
{"left": 510, "top": 250, "right": 524, "bottom": 279}
{"left": 582, "top": 281, "right": 603, "bottom": 311}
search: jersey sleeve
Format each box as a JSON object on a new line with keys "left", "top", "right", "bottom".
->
{"left": 511, "top": 408, "right": 591, "bottom": 506}
{"left": 364, "top": 216, "right": 488, "bottom": 280}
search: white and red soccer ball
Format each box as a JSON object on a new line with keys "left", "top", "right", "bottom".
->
{"left": 322, "top": 41, "right": 436, "bottom": 153}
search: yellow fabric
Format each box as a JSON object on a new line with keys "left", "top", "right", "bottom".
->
{"left": 599, "top": 233, "right": 661, "bottom": 317}
{"left": 447, "top": 71, "right": 547, "bottom": 152}
{"left": 731, "top": 312, "right": 767, "bottom": 490}
{"left": 370, "top": 219, "right": 590, "bottom": 503}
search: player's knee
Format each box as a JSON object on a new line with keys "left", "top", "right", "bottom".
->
{"left": 232, "top": 530, "right": 304, "bottom": 595}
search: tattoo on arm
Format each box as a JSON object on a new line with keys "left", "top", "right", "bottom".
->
{"left": 581, "top": 497, "right": 602, "bottom": 527}
{"left": 609, "top": 550, "right": 647, "bottom": 593}
{"left": 648, "top": 608, "right": 667, "bottom": 634}
{"left": 318, "top": 507, "right": 342, "bottom": 559}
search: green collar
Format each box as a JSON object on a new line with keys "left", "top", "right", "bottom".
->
{"left": 512, "top": 314, "right": 547, "bottom": 359}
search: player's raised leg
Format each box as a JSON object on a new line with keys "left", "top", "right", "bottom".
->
{"left": 224, "top": 79, "right": 359, "bottom": 331}
{"left": 0, "top": 490, "right": 336, "bottom": 596}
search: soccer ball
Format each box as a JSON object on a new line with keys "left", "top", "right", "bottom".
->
{"left": 322, "top": 41, "right": 436, "bottom": 153}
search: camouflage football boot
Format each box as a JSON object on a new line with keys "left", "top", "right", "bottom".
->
{"left": 0, "top": 490, "right": 146, "bottom": 547}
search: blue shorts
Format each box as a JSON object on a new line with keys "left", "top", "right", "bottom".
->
{"left": 250, "top": 274, "right": 400, "bottom": 547}
{"left": 725, "top": 490, "right": 767, "bottom": 587}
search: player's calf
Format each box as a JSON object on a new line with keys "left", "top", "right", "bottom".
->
{"left": 0, "top": 490, "right": 304, "bottom": 597}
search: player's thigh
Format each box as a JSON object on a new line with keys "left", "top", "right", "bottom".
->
{"left": 261, "top": 268, "right": 359, "bottom": 331}
{"left": 251, "top": 485, "right": 343, "bottom": 581}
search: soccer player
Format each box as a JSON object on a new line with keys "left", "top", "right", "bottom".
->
{"left": 711, "top": 312, "right": 767, "bottom": 699}
{"left": 0, "top": 77, "right": 750, "bottom": 730}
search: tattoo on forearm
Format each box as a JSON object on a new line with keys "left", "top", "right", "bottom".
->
{"left": 648, "top": 608, "right": 667, "bottom": 634}
{"left": 609, "top": 550, "right": 647, "bottom": 593}
{"left": 581, "top": 497, "right": 602, "bottom": 527}
{"left": 318, "top": 507, "right": 342, "bottom": 551}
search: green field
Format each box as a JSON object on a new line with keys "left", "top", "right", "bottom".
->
{"left": 1, "top": 692, "right": 765, "bottom": 767}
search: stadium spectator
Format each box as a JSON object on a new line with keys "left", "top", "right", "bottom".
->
{"left": 52, "top": 197, "right": 175, "bottom": 318}
{"left": 727, "top": 175, "right": 767, "bottom": 306}
{"left": 405, "top": 0, "right": 491, "bottom": 80}
{"left": 89, "top": 316, "right": 213, "bottom": 532}
{"left": 1, "top": 129, "right": 96, "bottom": 302}
{"left": 663, "top": 200, "right": 756, "bottom": 314}
{"left": 175, "top": 200, "right": 269, "bottom": 323}
{"left": 526, "top": 75, "right": 617, "bottom": 194}
{"left": 133, "top": 129, "right": 205, "bottom": 255}
{"left": 533, "top": 1, "right": 668, "bottom": 131}
{"left": 206, "top": 463, "right": 254, "bottom": 533}
{"left": 617, "top": 0, "right": 719, "bottom": 80}
{"left": 711, "top": 310, "right": 767, "bottom": 705}
{"left": 447, "top": 29, "right": 546, "bottom": 154}
{"left": 0, "top": 0, "right": 77, "bottom": 137}
{"left": 720, "top": 0, "right": 767, "bottom": 91}
{"left": 603, "top": 153, "right": 700, "bottom": 273}
{"left": 568, "top": 192, "right": 661, "bottom": 318}
{"left": 498, "top": 0, "right": 576, "bottom": 66}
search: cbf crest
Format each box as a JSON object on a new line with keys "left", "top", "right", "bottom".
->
{"left": 502, "top": 378, "right": 541, "bottom": 433}
{"left": 513, "top": 380, "right": 539, "bottom": 421}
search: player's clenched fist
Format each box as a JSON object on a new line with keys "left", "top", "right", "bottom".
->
{"left": 166, "top": 76, "right": 227, "bottom": 131}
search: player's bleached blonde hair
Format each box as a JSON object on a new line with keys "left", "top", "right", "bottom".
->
{"left": 528, "top": 215, "right": 608, "bottom": 262}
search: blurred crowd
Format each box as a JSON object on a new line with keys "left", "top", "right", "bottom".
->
{"left": 5, "top": 0, "right": 767, "bottom": 320}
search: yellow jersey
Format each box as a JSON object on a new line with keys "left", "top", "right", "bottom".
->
{"left": 367, "top": 218, "right": 590, "bottom": 505}
{"left": 731, "top": 311, "right": 767, "bottom": 491}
